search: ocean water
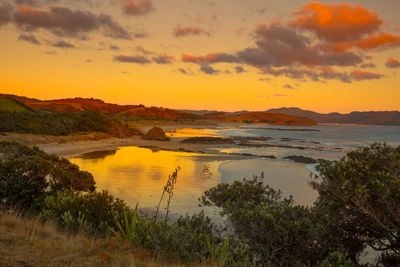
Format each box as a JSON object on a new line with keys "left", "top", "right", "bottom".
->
{"left": 69, "top": 124, "right": 400, "bottom": 218}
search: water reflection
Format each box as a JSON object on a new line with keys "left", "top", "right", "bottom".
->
{"left": 69, "top": 146, "right": 223, "bottom": 217}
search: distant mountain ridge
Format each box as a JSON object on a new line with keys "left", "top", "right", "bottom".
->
{"left": 267, "top": 107, "right": 400, "bottom": 126}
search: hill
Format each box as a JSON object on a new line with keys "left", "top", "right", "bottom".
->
{"left": 267, "top": 107, "right": 400, "bottom": 126}
{"left": 0, "top": 98, "right": 31, "bottom": 112}
{"left": 205, "top": 111, "right": 317, "bottom": 126}
{"left": 0, "top": 94, "right": 317, "bottom": 126}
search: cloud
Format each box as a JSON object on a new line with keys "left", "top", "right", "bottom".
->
{"left": 152, "top": 55, "right": 174, "bottom": 64}
{"left": 0, "top": 2, "right": 13, "bottom": 26}
{"left": 52, "top": 40, "right": 75, "bottom": 48}
{"left": 200, "top": 65, "right": 219, "bottom": 75}
{"left": 136, "top": 45, "right": 153, "bottom": 55}
{"left": 14, "top": 6, "right": 130, "bottom": 39}
{"left": 283, "top": 84, "right": 295, "bottom": 89}
{"left": 177, "top": 68, "right": 194, "bottom": 75}
{"left": 360, "top": 63, "right": 376, "bottom": 69}
{"left": 326, "top": 33, "right": 400, "bottom": 52}
{"left": 350, "top": 70, "right": 384, "bottom": 81}
{"left": 18, "top": 33, "right": 41, "bottom": 45}
{"left": 173, "top": 25, "right": 210, "bottom": 37}
{"left": 273, "top": 94, "right": 292, "bottom": 97}
{"left": 290, "top": 3, "right": 382, "bottom": 42}
{"left": 385, "top": 57, "right": 400, "bottom": 68}
{"left": 182, "top": 53, "right": 240, "bottom": 64}
{"left": 235, "top": 66, "right": 245, "bottom": 73}
{"left": 122, "top": 0, "right": 154, "bottom": 16}
{"left": 109, "top": 44, "right": 120, "bottom": 50}
{"left": 114, "top": 55, "right": 151, "bottom": 64}
{"left": 135, "top": 46, "right": 174, "bottom": 64}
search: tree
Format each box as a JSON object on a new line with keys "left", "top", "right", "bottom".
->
{"left": 312, "top": 143, "right": 400, "bottom": 259}
{"left": 200, "top": 173, "right": 343, "bottom": 265}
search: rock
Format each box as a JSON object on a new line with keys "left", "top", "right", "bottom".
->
{"left": 180, "top": 137, "right": 234, "bottom": 144}
{"left": 263, "top": 155, "right": 277, "bottom": 159}
{"left": 283, "top": 155, "right": 317, "bottom": 164}
{"left": 143, "top": 127, "right": 170, "bottom": 141}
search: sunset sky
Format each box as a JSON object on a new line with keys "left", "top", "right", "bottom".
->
{"left": 1, "top": 0, "right": 400, "bottom": 113}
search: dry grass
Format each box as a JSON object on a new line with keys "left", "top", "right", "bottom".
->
{"left": 0, "top": 210, "right": 200, "bottom": 267}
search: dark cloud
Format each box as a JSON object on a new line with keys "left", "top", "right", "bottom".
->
{"left": 283, "top": 84, "right": 295, "bottom": 89}
{"left": 200, "top": 65, "right": 218, "bottom": 75}
{"left": 52, "top": 40, "right": 75, "bottom": 48}
{"left": 114, "top": 55, "right": 151, "bottom": 64}
{"left": 173, "top": 25, "right": 210, "bottom": 37}
{"left": 152, "top": 55, "right": 174, "bottom": 64}
{"left": 178, "top": 68, "right": 187, "bottom": 74}
{"left": 235, "top": 66, "right": 246, "bottom": 73}
{"left": 109, "top": 44, "right": 120, "bottom": 50}
{"left": 360, "top": 63, "right": 376, "bottom": 69}
{"left": 14, "top": 6, "right": 130, "bottom": 39}
{"left": 0, "top": 2, "right": 13, "bottom": 26}
{"left": 18, "top": 33, "right": 41, "bottom": 45}
{"left": 122, "top": 0, "right": 154, "bottom": 16}
{"left": 350, "top": 70, "right": 384, "bottom": 80}
{"left": 182, "top": 53, "right": 240, "bottom": 64}
{"left": 385, "top": 57, "right": 400, "bottom": 68}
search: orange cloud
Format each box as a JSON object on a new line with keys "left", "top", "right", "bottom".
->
{"left": 350, "top": 70, "right": 384, "bottom": 80}
{"left": 123, "top": 0, "right": 153, "bottom": 16}
{"left": 290, "top": 2, "right": 382, "bottom": 42}
{"left": 329, "top": 33, "right": 400, "bottom": 52}
{"left": 173, "top": 25, "right": 210, "bottom": 37}
{"left": 386, "top": 57, "right": 400, "bottom": 68}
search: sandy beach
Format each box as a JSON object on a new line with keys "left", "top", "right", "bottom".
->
{"left": 0, "top": 121, "right": 241, "bottom": 160}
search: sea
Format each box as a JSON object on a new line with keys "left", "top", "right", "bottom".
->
{"left": 69, "top": 124, "right": 400, "bottom": 220}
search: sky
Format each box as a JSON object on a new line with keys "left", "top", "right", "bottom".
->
{"left": 0, "top": 0, "right": 400, "bottom": 113}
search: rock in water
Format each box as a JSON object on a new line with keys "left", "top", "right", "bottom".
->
{"left": 143, "top": 126, "right": 170, "bottom": 141}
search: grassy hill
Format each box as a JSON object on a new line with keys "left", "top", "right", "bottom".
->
{"left": 0, "top": 98, "right": 30, "bottom": 112}
{"left": 0, "top": 94, "right": 318, "bottom": 126}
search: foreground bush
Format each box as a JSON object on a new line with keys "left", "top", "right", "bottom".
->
{"left": 312, "top": 142, "right": 400, "bottom": 260}
{"left": 42, "top": 190, "right": 130, "bottom": 236}
{"left": 0, "top": 142, "right": 95, "bottom": 210}
{"left": 200, "top": 174, "right": 347, "bottom": 266}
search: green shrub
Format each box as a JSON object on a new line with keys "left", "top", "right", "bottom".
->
{"left": 0, "top": 142, "right": 95, "bottom": 211}
{"left": 200, "top": 174, "right": 343, "bottom": 266}
{"left": 312, "top": 143, "right": 400, "bottom": 259}
{"left": 42, "top": 190, "right": 130, "bottom": 236}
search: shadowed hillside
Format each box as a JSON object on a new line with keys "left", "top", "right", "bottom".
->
{"left": 267, "top": 107, "right": 400, "bottom": 126}
{"left": 205, "top": 111, "right": 317, "bottom": 126}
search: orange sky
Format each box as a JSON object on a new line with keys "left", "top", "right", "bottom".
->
{"left": 0, "top": 0, "right": 399, "bottom": 113}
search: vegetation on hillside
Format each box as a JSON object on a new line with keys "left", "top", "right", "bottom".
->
{"left": 0, "top": 98, "right": 31, "bottom": 113}
{"left": 1, "top": 142, "right": 399, "bottom": 265}
{"left": 0, "top": 107, "right": 137, "bottom": 136}
{"left": 1, "top": 94, "right": 318, "bottom": 125}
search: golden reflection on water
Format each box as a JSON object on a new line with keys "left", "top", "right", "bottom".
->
{"left": 69, "top": 147, "right": 222, "bottom": 215}
{"left": 166, "top": 128, "right": 221, "bottom": 138}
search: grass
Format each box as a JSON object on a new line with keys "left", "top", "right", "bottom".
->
{"left": 0, "top": 210, "right": 214, "bottom": 266}
{"left": 0, "top": 98, "right": 29, "bottom": 113}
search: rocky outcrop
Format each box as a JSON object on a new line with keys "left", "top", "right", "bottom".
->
{"left": 143, "top": 127, "right": 170, "bottom": 141}
{"left": 283, "top": 155, "right": 317, "bottom": 164}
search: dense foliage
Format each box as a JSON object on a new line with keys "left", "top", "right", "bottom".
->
{"left": 200, "top": 174, "right": 347, "bottom": 266}
{"left": 0, "top": 109, "right": 134, "bottom": 136}
{"left": 0, "top": 142, "right": 95, "bottom": 210}
{"left": 312, "top": 143, "right": 400, "bottom": 263}
{"left": 1, "top": 141, "right": 399, "bottom": 265}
